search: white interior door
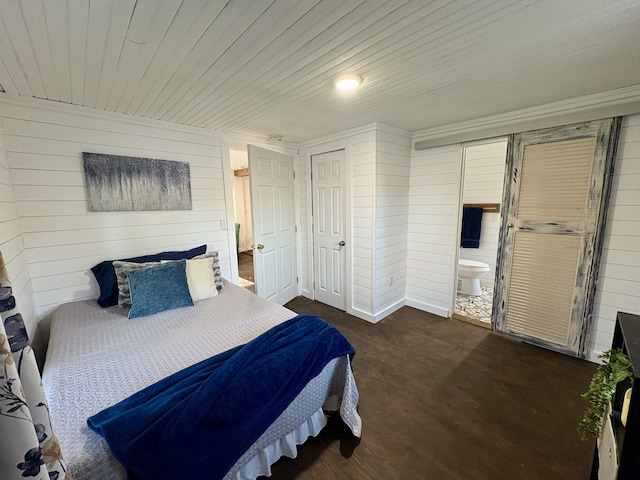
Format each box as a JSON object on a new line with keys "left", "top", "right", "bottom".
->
{"left": 312, "top": 150, "right": 346, "bottom": 310}
{"left": 248, "top": 145, "right": 297, "bottom": 305}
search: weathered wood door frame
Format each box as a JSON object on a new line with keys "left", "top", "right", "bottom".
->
{"left": 492, "top": 118, "right": 622, "bottom": 358}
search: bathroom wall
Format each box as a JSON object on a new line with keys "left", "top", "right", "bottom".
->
{"left": 230, "top": 149, "right": 252, "bottom": 252}
{"left": 459, "top": 139, "right": 507, "bottom": 288}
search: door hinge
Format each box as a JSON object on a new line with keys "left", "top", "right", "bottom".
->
{"left": 295, "top": 225, "right": 297, "bottom": 233}
{"left": 296, "top": 276, "right": 299, "bottom": 284}
{"left": 293, "top": 170, "right": 296, "bottom": 179}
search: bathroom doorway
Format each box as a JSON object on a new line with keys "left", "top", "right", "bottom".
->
{"left": 453, "top": 138, "right": 507, "bottom": 326}
{"left": 230, "top": 148, "right": 255, "bottom": 293}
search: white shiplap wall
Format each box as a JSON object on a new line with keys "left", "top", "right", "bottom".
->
{"left": 460, "top": 140, "right": 507, "bottom": 288}
{"left": 589, "top": 114, "right": 640, "bottom": 362}
{"left": 350, "top": 131, "right": 376, "bottom": 318}
{"left": 406, "top": 143, "right": 462, "bottom": 317}
{"left": 298, "top": 126, "right": 378, "bottom": 320}
{"left": 0, "top": 119, "right": 36, "bottom": 335}
{"left": 1, "top": 99, "right": 229, "bottom": 320}
{"left": 374, "top": 127, "right": 411, "bottom": 317}
{"left": 297, "top": 151, "right": 310, "bottom": 296}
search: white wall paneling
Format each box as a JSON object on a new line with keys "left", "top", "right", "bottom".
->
{"left": 0, "top": 119, "right": 36, "bottom": 336}
{"left": 1, "top": 99, "right": 228, "bottom": 319}
{"left": 374, "top": 127, "right": 411, "bottom": 317}
{"left": 459, "top": 139, "right": 507, "bottom": 288}
{"left": 301, "top": 123, "right": 413, "bottom": 322}
{"left": 406, "top": 143, "right": 462, "bottom": 317}
{"left": 297, "top": 148, "right": 310, "bottom": 296}
{"left": 589, "top": 114, "right": 640, "bottom": 362}
{"left": 1, "top": 89, "right": 638, "bottom": 364}
{"left": 350, "top": 132, "right": 376, "bottom": 319}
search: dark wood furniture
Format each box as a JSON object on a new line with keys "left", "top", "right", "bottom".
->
{"left": 591, "top": 311, "right": 640, "bottom": 479}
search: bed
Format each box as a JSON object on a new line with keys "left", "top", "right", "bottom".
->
{"left": 42, "top": 279, "right": 361, "bottom": 480}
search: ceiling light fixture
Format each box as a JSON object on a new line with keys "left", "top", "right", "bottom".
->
{"left": 335, "top": 73, "right": 362, "bottom": 91}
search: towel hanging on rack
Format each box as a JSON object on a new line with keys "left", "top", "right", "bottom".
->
{"left": 461, "top": 207, "right": 483, "bottom": 248}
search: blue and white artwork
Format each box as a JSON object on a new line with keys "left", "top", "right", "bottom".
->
{"left": 82, "top": 153, "right": 192, "bottom": 212}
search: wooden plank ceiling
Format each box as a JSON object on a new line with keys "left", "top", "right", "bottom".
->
{"left": 0, "top": 0, "right": 638, "bottom": 143}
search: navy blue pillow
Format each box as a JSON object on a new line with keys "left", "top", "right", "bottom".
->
{"left": 126, "top": 260, "right": 194, "bottom": 319}
{"left": 91, "top": 245, "right": 207, "bottom": 308}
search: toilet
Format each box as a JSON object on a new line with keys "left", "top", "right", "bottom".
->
{"left": 458, "top": 259, "right": 490, "bottom": 296}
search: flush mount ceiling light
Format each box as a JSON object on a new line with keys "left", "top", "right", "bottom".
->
{"left": 334, "top": 73, "right": 362, "bottom": 91}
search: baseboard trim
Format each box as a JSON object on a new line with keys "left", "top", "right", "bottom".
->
{"left": 405, "top": 298, "right": 450, "bottom": 318}
{"left": 349, "top": 307, "right": 377, "bottom": 324}
{"left": 373, "top": 299, "right": 406, "bottom": 322}
{"left": 300, "top": 288, "right": 312, "bottom": 299}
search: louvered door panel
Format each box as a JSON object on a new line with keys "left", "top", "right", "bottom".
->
{"left": 518, "top": 138, "right": 595, "bottom": 222}
{"left": 494, "top": 118, "right": 621, "bottom": 357}
{"left": 506, "top": 232, "right": 580, "bottom": 345}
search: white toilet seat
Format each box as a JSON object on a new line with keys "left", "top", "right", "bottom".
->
{"left": 458, "top": 259, "right": 490, "bottom": 272}
{"left": 458, "top": 259, "right": 490, "bottom": 296}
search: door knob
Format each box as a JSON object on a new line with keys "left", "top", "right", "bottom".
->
{"left": 339, "top": 240, "right": 345, "bottom": 247}
{"left": 256, "top": 243, "right": 264, "bottom": 250}
{"left": 507, "top": 223, "right": 514, "bottom": 228}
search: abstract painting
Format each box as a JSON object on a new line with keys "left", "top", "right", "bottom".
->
{"left": 82, "top": 153, "right": 192, "bottom": 211}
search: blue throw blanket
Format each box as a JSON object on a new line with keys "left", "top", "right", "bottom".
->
{"left": 87, "top": 314, "right": 355, "bottom": 480}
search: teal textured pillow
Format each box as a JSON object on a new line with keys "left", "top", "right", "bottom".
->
{"left": 126, "top": 260, "right": 194, "bottom": 319}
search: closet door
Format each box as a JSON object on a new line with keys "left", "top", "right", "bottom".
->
{"left": 493, "top": 118, "right": 621, "bottom": 357}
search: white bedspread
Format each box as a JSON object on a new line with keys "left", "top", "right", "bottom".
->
{"left": 42, "top": 280, "right": 360, "bottom": 480}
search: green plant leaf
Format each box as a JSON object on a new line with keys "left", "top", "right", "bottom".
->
{"left": 578, "top": 348, "right": 634, "bottom": 441}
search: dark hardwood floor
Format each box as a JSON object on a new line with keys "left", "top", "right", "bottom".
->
{"left": 261, "top": 297, "right": 596, "bottom": 480}
{"left": 237, "top": 252, "right": 255, "bottom": 294}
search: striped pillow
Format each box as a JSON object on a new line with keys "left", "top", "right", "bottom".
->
{"left": 112, "top": 260, "right": 159, "bottom": 307}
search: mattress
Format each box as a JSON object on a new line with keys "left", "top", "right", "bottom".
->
{"left": 42, "top": 280, "right": 361, "bottom": 479}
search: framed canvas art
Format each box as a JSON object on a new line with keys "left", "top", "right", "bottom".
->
{"left": 82, "top": 152, "right": 192, "bottom": 212}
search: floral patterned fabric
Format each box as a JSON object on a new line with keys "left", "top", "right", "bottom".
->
{"left": 0, "top": 262, "right": 68, "bottom": 479}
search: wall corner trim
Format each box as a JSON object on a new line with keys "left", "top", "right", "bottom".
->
{"left": 349, "top": 307, "right": 378, "bottom": 324}
{"left": 373, "top": 300, "right": 406, "bottom": 322}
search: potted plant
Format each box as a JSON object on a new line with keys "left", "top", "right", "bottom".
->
{"left": 578, "top": 348, "right": 634, "bottom": 441}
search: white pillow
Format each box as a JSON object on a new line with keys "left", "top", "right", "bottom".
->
{"left": 162, "top": 257, "right": 217, "bottom": 302}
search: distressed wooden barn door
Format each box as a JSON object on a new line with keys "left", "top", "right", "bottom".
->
{"left": 493, "top": 118, "right": 621, "bottom": 357}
